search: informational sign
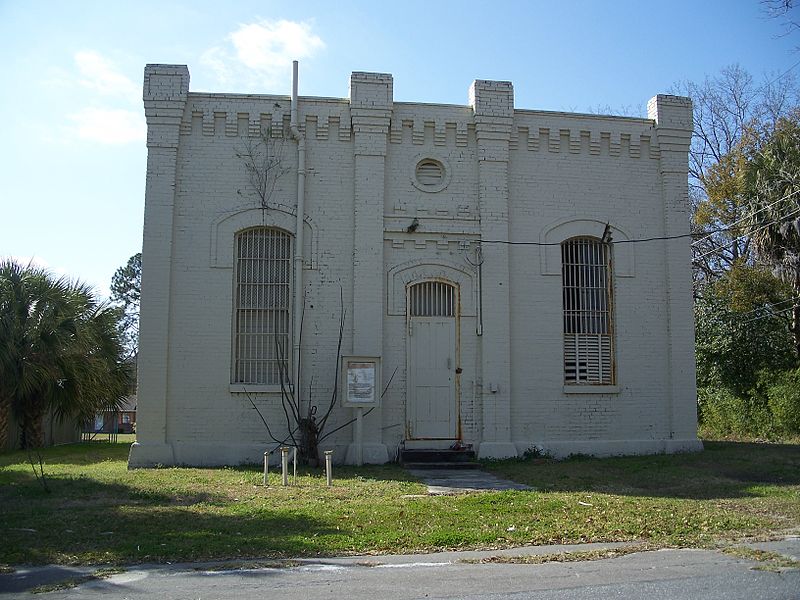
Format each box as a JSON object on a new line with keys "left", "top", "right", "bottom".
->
{"left": 341, "top": 356, "right": 381, "bottom": 407}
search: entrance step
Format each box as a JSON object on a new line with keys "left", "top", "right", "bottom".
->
{"left": 401, "top": 448, "right": 479, "bottom": 469}
{"left": 403, "top": 461, "right": 480, "bottom": 470}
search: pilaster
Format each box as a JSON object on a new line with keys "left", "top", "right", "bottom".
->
{"left": 470, "top": 80, "right": 518, "bottom": 459}
{"left": 347, "top": 72, "right": 393, "bottom": 463}
{"left": 647, "top": 94, "right": 699, "bottom": 443}
{"left": 129, "top": 64, "right": 189, "bottom": 467}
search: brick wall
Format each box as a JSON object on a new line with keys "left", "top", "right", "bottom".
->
{"left": 129, "top": 65, "right": 700, "bottom": 468}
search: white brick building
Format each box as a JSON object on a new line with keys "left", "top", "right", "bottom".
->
{"left": 128, "top": 63, "right": 701, "bottom": 467}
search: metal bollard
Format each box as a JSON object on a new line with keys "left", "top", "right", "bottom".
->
{"left": 263, "top": 451, "right": 270, "bottom": 486}
{"left": 280, "top": 447, "right": 289, "bottom": 486}
{"left": 325, "top": 450, "right": 333, "bottom": 487}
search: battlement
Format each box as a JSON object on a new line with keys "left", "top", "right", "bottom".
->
{"left": 470, "top": 80, "right": 514, "bottom": 118}
{"left": 143, "top": 64, "right": 189, "bottom": 102}
{"left": 647, "top": 94, "right": 692, "bottom": 131}
{"left": 350, "top": 71, "right": 393, "bottom": 111}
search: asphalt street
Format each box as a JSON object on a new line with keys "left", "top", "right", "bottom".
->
{"left": 2, "top": 540, "right": 799, "bottom": 599}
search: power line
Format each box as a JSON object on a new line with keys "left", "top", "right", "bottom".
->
{"left": 690, "top": 188, "right": 800, "bottom": 247}
{"left": 723, "top": 295, "right": 800, "bottom": 320}
{"left": 478, "top": 232, "right": 696, "bottom": 247}
{"left": 756, "top": 58, "right": 800, "bottom": 93}
{"left": 476, "top": 210, "right": 800, "bottom": 249}
{"left": 694, "top": 206, "right": 800, "bottom": 262}
{"left": 739, "top": 303, "right": 800, "bottom": 326}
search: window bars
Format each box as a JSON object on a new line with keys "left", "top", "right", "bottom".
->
{"left": 562, "top": 237, "right": 614, "bottom": 385}
{"left": 409, "top": 281, "right": 456, "bottom": 317}
{"left": 234, "top": 228, "right": 291, "bottom": 385}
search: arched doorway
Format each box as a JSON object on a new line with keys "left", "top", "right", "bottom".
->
{"left": 406, "top": 280, "right": 460, "bottom": 441}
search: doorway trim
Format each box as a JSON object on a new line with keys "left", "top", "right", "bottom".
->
{"left": 405, "top": 279, "right": 461, "bottom": 442}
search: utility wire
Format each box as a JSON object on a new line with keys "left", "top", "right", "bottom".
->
{"left": 756, "top": 58, "right": 800, "bottom": 93}
{"left": 690, "top": 188, "right": 800, "bottom": 247}
{"left": 475, "top": 210, "right": 800, "bottom": 249}
{"left": 694, "top": 206, "right": 800, "bottom": 261}
{"left": 739, "top": 303, "right": 800, "bottom": 326}
{"left": 720, "top": 295, "right": 800, "bottom": 320}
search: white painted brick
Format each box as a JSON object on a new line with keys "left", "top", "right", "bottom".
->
{"left": 129, "top": 65, "right": 700, "bottom": 468}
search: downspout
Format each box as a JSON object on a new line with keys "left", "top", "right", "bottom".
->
{"left": 290, "top": 60, "right": 306, "bottom": 398}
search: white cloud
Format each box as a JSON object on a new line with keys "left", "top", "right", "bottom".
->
{"left": 67, "top": 108, "right": 146, "bottom": 144}
{"left": 199, "top": 46, "right": 232, "bottom": 86}
{"left": 41, "top": 51, "right": 145, "bottom": 146}
{"left": 73, "top": 50, "right": 139, "bottom": 100}
{"left": 201, "top": 19, "right": 325, "bottom": 89}
{"left": 6, "top": 255, "right": 50, "bottom": 270}
{"left": 5, "top": 255, "right": 68, "bottom": 278}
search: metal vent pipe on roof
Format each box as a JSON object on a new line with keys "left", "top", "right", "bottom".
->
{"left": 290, "top": 60, "right": 306, "bottom": 404}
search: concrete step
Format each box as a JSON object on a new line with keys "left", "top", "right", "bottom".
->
{"left": 401, "top": 448, "right": 477, "bottom": 466}
{"left": 403, "top": 461, "right": 481, "bottom": 470}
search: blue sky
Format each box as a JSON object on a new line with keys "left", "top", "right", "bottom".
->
{"left": 1, "top": 0, "right": 796, "bottom": 296}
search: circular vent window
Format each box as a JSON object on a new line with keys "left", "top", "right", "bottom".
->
{"left": 413, "top": 158, "right": 449, "bottom": 192}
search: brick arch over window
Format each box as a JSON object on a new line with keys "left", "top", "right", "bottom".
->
{"left": 210, "top": 204, "right": 318, "bottom": 269}
{"left": 561, "top": 236, "right": 614, "bottom": 385}
{"left": 232, "top": 227, "right": 292, "bottom": 385}
{"left": 386, "top": 259, "right": 476, "bottom": 317}
{"left": 539, "top": 217, "right": 634, "bottom": 277}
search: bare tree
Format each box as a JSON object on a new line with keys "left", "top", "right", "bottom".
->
{"left": 235, "top": 127, "right": 290, "bottom": 209}
{"left": 673, "top": 65, "right": 799, "bottom": 286}
{"left": 243, "top": 288, "right": 396, "bottom": 466}
{"left": 762, "top": 0, "right": 800, "bottom": 42}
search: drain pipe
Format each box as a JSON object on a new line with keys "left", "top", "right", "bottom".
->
{"left": 290, "top": 60, "right": 306, "bottom": 399}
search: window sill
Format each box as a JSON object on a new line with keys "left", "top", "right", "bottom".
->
{"left": 563, "top": 384, "right": 620, "bottom": 395}
{"left": 229, "top": 384, "right": 284, "bottom": 394}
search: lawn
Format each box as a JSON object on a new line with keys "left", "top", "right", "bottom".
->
{"left": 1, "top": 440, "right": 798, "bottom": 566}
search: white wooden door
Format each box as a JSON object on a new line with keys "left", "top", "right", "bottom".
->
{"left": 408, "top": 317, "right": 456, "bottom": 439}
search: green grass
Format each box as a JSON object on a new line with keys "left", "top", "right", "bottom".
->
{"left": 461, "top": 544, "right": 658, "bottom": 564}
{"left": 1, "top": 440, "right": 798, "bottom": 566}
{"left": 721, "top": 546, "right": 800, "bottom": 572}
{"left": 29, "top": 567, "right": 126, "bottom": 594}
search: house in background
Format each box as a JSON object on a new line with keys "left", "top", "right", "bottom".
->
{"left": 129, "top": 63, "right": 701, "bottom": 467}
{"left": 85, "top": 396, "right": 137, "bottom": 437}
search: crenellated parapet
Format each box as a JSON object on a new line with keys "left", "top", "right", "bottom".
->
{"left": 389, "top": 104, "right": 474, "bottom": 147}
{"left": 172, "top": 91, "right": 667, "bottom": 164}
{"left": 179, "top": 96, "right": 354, "bottom": 141}
{"left": 511, "top": 114, "right": 660, "bottom": 160}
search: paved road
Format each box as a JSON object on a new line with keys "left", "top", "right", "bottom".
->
{"left": 2, "top": 541, "right": 798, "bottom": 599}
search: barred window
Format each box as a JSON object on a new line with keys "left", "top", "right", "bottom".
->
{"left": 562, "top": 237, "right": 614, "bottom": 385}
{"left": 233, "top": 228, "right": 291, "bottom": 385}
{"left": 409, "top": 281, "right": 455, "bottom": 317}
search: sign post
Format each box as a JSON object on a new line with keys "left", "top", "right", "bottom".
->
{"left": 341, "top": 356, "right": 381, "bottom": 466}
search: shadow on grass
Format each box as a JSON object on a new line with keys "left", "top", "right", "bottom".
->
{"left": 1, "top": 444, "right": 422, "bottom": 566}
{"left": 4, "top": 502, "right": 338, "bottom": 566}
{"left": 2, "top": 468, "right": 341, "bottom": 565}
{"left": 482, "top": 441, "right": 800, "bottom": 500}
{"left": 0, "top": 442, "right": 132, "bottom": 467}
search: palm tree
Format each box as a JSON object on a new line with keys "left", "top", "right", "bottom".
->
{"left": 0, "top": 260, "right": 131, "bottom": 449}
{"left": 743, "top": 112, "right": 800, "bottom": 359}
